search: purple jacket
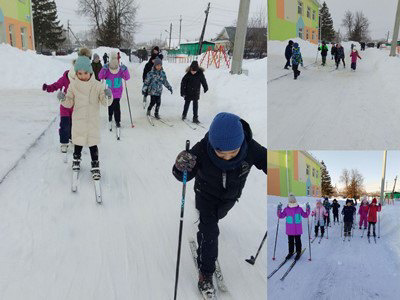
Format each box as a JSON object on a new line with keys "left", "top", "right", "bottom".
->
{"left": 278, "top": 205, "right": 310, "bottom": 236}
{"left": 98, "top": 65, "right": 130, "bottom": 99}
{"left": 45, "top": 70, "right": 73, "bottom": 117}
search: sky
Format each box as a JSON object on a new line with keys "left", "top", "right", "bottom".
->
{"left": 55, "top": 0, "right": 266, "bottom": 44}
{"left": 323, "top": 0, "right": 399, "bottom": 40}
{"left": 310, "top": 151, "right": 400, "bottom": 193}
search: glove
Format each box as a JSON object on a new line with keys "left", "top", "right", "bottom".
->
{"left": 42, "top": 83, "right": 48, "bottom": 91}
{"left": 306, "top": 203, "right": 310, "bottom": 210}
{"left": 277, "top": 203, "right": 282, "bottom": 211}
{"left": 175, "top": 150, "right": 196, "bottom": 172}
{"left": 104, "top": 88, "right": 112, "bottom": 99}
{"left": 57, "top": 90, "right": 65, "bottom": 101}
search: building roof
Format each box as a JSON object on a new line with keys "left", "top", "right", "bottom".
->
{"left": 180, "top": 40, "right": 215, "bottom": 45}
{"left": 223, "top": 27, "right": 268, "bottom": 41}
{"left": 300, "top": 151, "right": 323, "bottom": 168}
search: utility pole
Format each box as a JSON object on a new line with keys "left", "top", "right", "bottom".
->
{"left": 198, "top": 2, "right": 211, "bottom": 55}
{"left": 390, "top": 0, "right": 400, "bottom": 56}
{"left": 67, "top": 20, "right": 71, "bottom": 49}
{"left": 380, "top": 151, "right": 387, "bottom": 205}
{"left": 231, "top": 0, "right": 250, "bottom": 74}
{"left": 179, "top": 15, "right": 182, "bottom": 48}
{"left": 169, "top": 23, "right": 172, "bottom": 50}
{"left": 387, "top": 31, "right": 390, "bottom": 43}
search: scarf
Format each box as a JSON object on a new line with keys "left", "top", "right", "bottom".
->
{"left": 207, "top": 140, "right": 248, "bottom": 171}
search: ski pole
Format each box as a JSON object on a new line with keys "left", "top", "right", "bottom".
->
{"left": 378, "top": 210, "right": 381, "bottom": 238}
{"left": 124, "top": 79, "right": 134, "bottom": 128}
{"left": 272, "top": 204, "right": 281, "bottom": 260}
{"left": 307, "top": 206, "right": 312, "bottom": 261}
{"left": 245, "top": 230, "right": 267, "bottom": 265}
{"left": 173, "top": 140, "right": 190, "bottom": 300}
{"left": 326, "top": 219, "right": 329, "bottom": 239}
{"left": 340, "top": 217, "right": 343, "bottom": 238}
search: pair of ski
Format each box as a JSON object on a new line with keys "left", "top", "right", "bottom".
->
{"left": 267, "top": 248, "right": 306, "bottom": 281}
{"left": 343, "top": 234, "right": 352, "bottom": 242}
{"left": 71, "top": 169, "right": 102, "bottom": 204}
{"left": 147, "top": 115, "right": 174, "bottom": 127}
{"left": 310, "top": 236, "right": 323, "bottom": 244}
{"left": 183, "top": 119, "right": 206, "bottom": 130}
{"left": 368, "top": 235, "right": 377, "bottom": 244}
{"left": 189, "top": 239, "right": 227, "bottom": 299}
{"left": 109, "top": 123, "right": 121, "bottom": 140}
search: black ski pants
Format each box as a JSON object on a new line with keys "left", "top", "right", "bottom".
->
{"left": 148, "top": 95, "right": 161, "bottom": 114}
{"left": 284, "top": 57, "right": 291, "bottom": 69}
{"left": 108, "top": 98, "right": 121, "bottom": 125}
{"left": 368, "top": 222, "right": 376, "bottom": 236}
{"left": 321, "top": 55, "right": 327, "bottom": 65}
{"left": 351, "top": 62, "right": 357, "bottom": 70}
{"left": 288, "top": 235, "right": 302, "bottom": 254}
{"left": 73, "top": 145, "right": 99, "bottom": 162}
{"left": 292, "top": 64, "right": 300, "bottom": 79}
{"left": 314, "top": 221, "right": 325, "bottom": 237}
{"left": 335, "top": 57, "right": 345, "bottom": 68}
{"left": 195, "top": 195, "right": 236, "bottom": 275}
{"left": 333, "top": 212, "right": 339, "bottom": 222}
{"left": 344, "top": 221, "right": 352, "bottom": 235}
{"left": 59, "top": 116, "right": 71, "bottom": 144}
{"left": 182, "top": 99, "right": 199, "bottom": 118}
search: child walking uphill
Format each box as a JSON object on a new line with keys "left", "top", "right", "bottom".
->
{"left": 60, "top": 54, "right": 112, "bottom": 179}
{"left": 358, "top": 197, "right": 369, "bottom": 229}
{"left": 291, "top": 43, "right": 303, "bottom": 80}
{"left": 342, "top": 199, "right": 356, "bottom": 236}
{"left": 311, "top": 199, "right": 328, "bottom": 237}
{"left": 350, "top": 47, "right": 362, "bottom": 71}
{"left": 332, "top": 199, "right": 340, "bottom": 224}
{"left": 180, "top": 61, "right": 208, "bottom": 124}
{"left": 277, "top": 194, "right": 310, "bottom": 259}
{"left": 323, "top": 197, "right": 332, "bottom": 227}
{"left": 142, "top": 58, "right": 173, "bottom": 119}
{"left": 172, "top": 112, "right": 266, "bottom": 296}
{"left": 367, "top": 198, "right": 381, "bottom": 237}
{"left": 99, "top": 52, "right": 130, "bottom": 129}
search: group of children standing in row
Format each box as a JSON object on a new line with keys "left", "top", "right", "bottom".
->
{"left": 277, "top": 195, "right": 382, "bottom": 260}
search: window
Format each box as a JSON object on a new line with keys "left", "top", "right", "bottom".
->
{"left": 20, "top": 27, "right": 27, "bottom": 49}
{"left": 312, "top": 10, "right": 316, "bottom": 21}
{"left": 307, "top": 7, "right": 311, "bottom": 18}
{"left": 316, "top": 170, "right": 319, "bottom": 178}
{"left": 298, "top": 28, "right": 303, "bottom": 39}
{"left": 306, "top": 186, "right": 310, "bottom": 196}
{"left": 312, "top": 31, "right": 316, "bottom": 41}
{"left": 9, "top": 24, "right": 15, "bottom": 46}
{"left": 306, "top": 164, "right": 310, "bottom": 175}
{"left": 306, "top": 29, "right": 309, "bottom": 40}
{"left": 312, "top": 168, "right": 315, "bottom": 177}
{"left": 298, "top": 1, "right": 303, "bottom": 15}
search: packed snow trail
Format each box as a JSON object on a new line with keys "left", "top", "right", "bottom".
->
{"left": 267, "top": 196, "right": 400, "bottom": 300}
{"left": 0, "top": 56, "right": 266, "bottom": 299}
{"left": 267, "top": 40, "right": 400, "bottom": 150}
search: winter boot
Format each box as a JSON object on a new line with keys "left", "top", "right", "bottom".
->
{"left": 72, "top": 154, "right": 81, "bottom": 171}
{"left": 367, "top": 231, "right": 370, "bottom": 237}
{"left": 116, "top": 122, "right": 121, "bottom": 128}
{"left": 60, "top": 143, "right": 68, "bottom": 153}
{"left": 294, "top": 251, "right": 302, "bottom": 261}
{"left": 193, "top": 116, "right": 200, "bottom": 124}
{"left": 182, "top": 114, "right": 186, "bottom": 121}
{"left": 285, "top": 252, "right": 294, "bottom": 260}
{"left": 91, "top": 160, "right": 101, "bottom": 180}
{"left": 359, "top": 226, "right": 361, "bottom": 229}
{"left": 198, "top": 272, "right": 215, "bottom": 297}
{"left": 146, "top": 109, "right": 151, "bottom": 116}
{"left": 154, "top": 112, "right": 160, "bottom": 119}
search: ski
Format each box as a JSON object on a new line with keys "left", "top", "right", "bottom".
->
{"left": 193, "top": 122, "right": 206, "bottom": 129}
{"left": 71, "top": 170, "right": 79, "bottom": 192}
{"left": 63, "top": 151, "right": 68, "bottom": 164}
{"left": 214, "top": 259, "right": 227, "bottom": 292}
{"left": 310, "top": 236, "right": 317, "bottom": 243}
{"left": 374, "top": 236, "right": 377, "bottom": 243}
{"left": 361, "top": 228, "right": 365, "bottom": 238}
{"left": 183, "top": 119, "right": 197, "bottom": 130}
{"left": 147, "top": 115, "right": 155, "bottom": 126}
{"left": 318, "top": 236, "right": 323, "bottom": 244}
{"left": 94, "top": 178, "right": 102, "bottom": 204}
{"left": 116, "top": 127, "right": 121, "bottom": 140}
{"left": 154, "top": 117, "right": 174, "bottom": 127}
{"left": 280, "top": 248, "right": 306, "bottom": 281}
{"left": 368, "top": 235, "right": 371, "bottom": 243}
{"left": 267, "top": 258, "right": 289, "bottom": 279}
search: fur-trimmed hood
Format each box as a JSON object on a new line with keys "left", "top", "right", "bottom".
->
{"left": 185, "top": 66, "right": 205, "bottom": 73}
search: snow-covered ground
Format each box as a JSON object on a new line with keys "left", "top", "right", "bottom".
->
{"left": 267, "top": 196, "right": 400, "bottom": 299}
{"left": 267, "top": 39, "right": 400, "bottom": 150}
{"left": 0, "top": 45, "right": 266, "bottom": 299}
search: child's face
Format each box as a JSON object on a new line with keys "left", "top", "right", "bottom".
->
{"left": 214, "top": 148, "right": 240, "bottom": 161}
{"left": 76, "top": 71, "right": 91, "bottom": 81}
{"left": 347, "top": 202, "right": 351, "bottom": 206}
{"left": 317, "top": 202, "right": 321, "bottom": 207}
{"left": 190, "top": 70, "right": 197, "bottom": 75}
{"left": 155, "top": 64, "right": 162, "bottom": 70}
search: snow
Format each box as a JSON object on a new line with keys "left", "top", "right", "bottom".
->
{"left": 267, "top": 38, "right": 400, "bottom": 149}
{"left": 267, "top": 196, "right": 400, "bottom": 299}
{"left": 0, "top": 46, "right": 266, "bottom": 298}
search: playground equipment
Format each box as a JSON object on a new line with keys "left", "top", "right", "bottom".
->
{"left": 199, "top": 45, "right": 231, "bottom": 69}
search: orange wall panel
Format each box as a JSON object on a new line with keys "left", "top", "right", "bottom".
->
{"left": 277, "top": 0, "right": 285, "bottom": 19}
{"left": 268, "top": 168, "right": 281, "bottom": 196}
{"left": 294, "top": 151, "right": 299, "bottom": 181}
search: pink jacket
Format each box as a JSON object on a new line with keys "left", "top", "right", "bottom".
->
{"left": 311, "top": 206, "right": 328, "bottom": 225}
{"left": 98, "top": 65, "right": 130, "bottom": 99}
{"left": 278, "top": 205, "right": 310, "bottom": 236}
{"left": 45, "top": 70, "right": 73, "bottom": 117}
{"left": 358, "top": 205, "right": 369, "bottom": 217}
{"left": 350, "top": 51, "right": 361, "bottom": 63}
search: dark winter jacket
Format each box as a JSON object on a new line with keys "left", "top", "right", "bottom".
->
{"left": 91, "top": 61, "right": 103, "bottom": 81}
{"left": 291, "top": 47, "right": 303, "bottom": 66}
{"left": 341, "top": 205, "right": 356, "bottom": 223}
{"left": 323, "top": 200, "right": 331, "bottom": 211}
{"left": 285, "top": 41, "right": 293, "bottom": 59}
{"left": 180, "top": 68, "right": 208, "bottom": 101}
{"left": 318, "top": 44, "right": 329, "bottom": 56}
{"left": 142, "top": 60, "right": 154, "bottom": 82}
{"left": 335, "top": 47, "right": 345, "bottom": 59}
{"left": 332, "top": 201, "right": 340, "bottom": 214}
{"left": 172, "top": 120, "right": 267, "bottom": 204}
{"left": 331, "top": 46, "right": 336, "bottom": 56}
{"left": 142, "top": 68, "right": 172, "bottom": 96}
{"left": 103, "top": 53, "right": 109, "bottom": 64}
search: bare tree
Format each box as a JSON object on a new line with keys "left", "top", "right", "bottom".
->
{"left": 341, "top": 10, "right": 370, "bottom": 42}
{"left": 341, "top": 11, "right": 353, "bottom": 40}
{"left": 340, "top": 168, "right": 365, "bottom": 198}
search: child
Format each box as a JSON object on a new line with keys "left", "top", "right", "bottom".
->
{"left": 342, "top": 199, "right": 356, "bottom": 236}
{"left": 60, "top": 54, "right": 112, "bottom": 179}
{"left": 323, "top": 197, "right": 331, "bottom": 227}
{"left": 42, "top": 48, "right": 92, "bottom": 153}
{"left": 91, "top": 53, "right": 103, "bottom": 81}
{"left": 284, "top": 40, "right": 293, "bottom": 69}
{"left": 180, "top": 61, "right": 208, "bottom": 123}
{"left": 350, "top": 47, "right": 362, "bottom": 71}
{"left": 291, "top": 43, "right": 303, "bottom": 80}
{"left": 142, "top": 46, "right": 164, "bottom": 82}
{"left": 334, "top": 44, "right": 345, "bottom": 69}
{"left": 318, "top": 41, "right": 329, "bottom": 66}
{"left": 98, "top": 52, "right": 130, "bottom": 129}
{"left": 172, "top": 112, "right": 266, "bottom": 295}
{"left": 331, "top": 43, "right": 336, "bottom": 60}
{"left": 277, "top": 194, "right": 310, "bottom": 259}
{"left": 311, "top": 199, "right": 328, "bottom": 237}
{"left": 367, "top": 198, "right": 382, "bottom": 237}
{"left": 358, "top": 197, "right": 369, "bottom": 229}
{"left": 103, "top": 52, "right": 108, "bottom": 64}
{"left": 142, "top": 58, "right": 173, "bottom": 119}
{"left": 331, "top": 199, "right": 340, "bottom": 224}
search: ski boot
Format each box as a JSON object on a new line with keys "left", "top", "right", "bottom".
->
{"left": 60, "top": 143, "right": 68, "bottom": 153}
{"left": 193, "top": 116, "right": 200, "bottom": 124}
{"left": 182, "top": 114, "right": 186, "bottom": 121}
{"left": 294, "top": 251, "right": 302, "bottom": 261}
{"left": 91, "top": 161, "right": 101, "bottom": 180}
{"left": 285, "top": 252, "right": 294, "bottom": 260}
{"left": 72, "top": 154, "right": 81, "bottom": 171}
{"left": 154, "top": 112, "right": 160, "bottom": 120}
{"left": 146, "top": 109, "right": 151, "bottom": 116}
{"left": 198, "top": 272, "right": 215, "bottom": 298}
{"left": 116, "top": 122, "right": 121, "bottom": 128}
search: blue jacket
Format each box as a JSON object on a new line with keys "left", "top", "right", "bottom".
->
{"left": 142, "top": 68, "right": 172, "bottom": 96}
{"left": 291, "top": 48, "right": 303, "bottom": 66}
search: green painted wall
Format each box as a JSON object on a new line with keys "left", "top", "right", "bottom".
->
{"left": 0, "top": 0, "right": 31, "bottom": 21}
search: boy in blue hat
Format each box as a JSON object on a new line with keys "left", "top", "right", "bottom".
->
{"left": 172, "top": 112, "right": 267, "bottom": 295}
{"left": 291, "top": 42, "right": 303, "bottom": 79}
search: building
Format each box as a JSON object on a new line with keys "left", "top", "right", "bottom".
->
{"left": 268, "top": 0, "right": 320, "bottom": 44}
{"left": 168, "top": 41, "right": 215, "bottom": 56}
{"left": 268, "top": 150, "right": 322, "bottom": 197}
{"left": 0, "top": 0, "right": 34, "bottom": 50}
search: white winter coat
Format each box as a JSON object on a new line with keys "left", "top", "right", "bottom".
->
{"left": 63, "top": 72, "right": 109, "bottom": 146}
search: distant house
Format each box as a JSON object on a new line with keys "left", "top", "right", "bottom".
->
{"left": 0, "top": 0, "right": 35, "bottom": 50}
{"left": 168, "top": 40, "right": 215, "bottom": 56}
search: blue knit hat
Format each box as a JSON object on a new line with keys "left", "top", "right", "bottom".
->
{"left": 74, "top": 56, "right": 93, "bottom": 74}
{"left": 208, "top": 112, "right": 244, "bottom": 151}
